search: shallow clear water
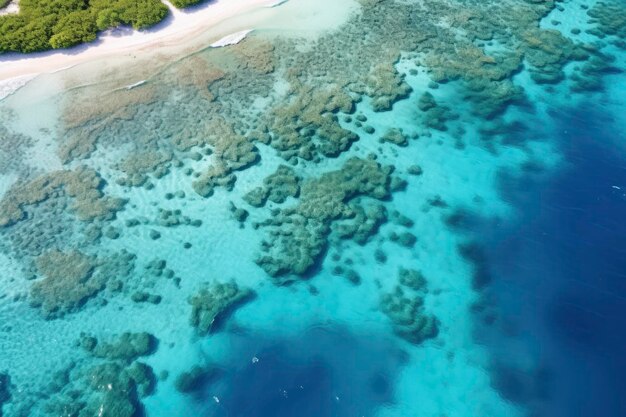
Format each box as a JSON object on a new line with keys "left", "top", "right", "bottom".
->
{"left": 0, "top": 0, "right": 625, "bottom": 416}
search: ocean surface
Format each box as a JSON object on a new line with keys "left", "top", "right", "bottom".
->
{"left": 0, "top": 0, "right": 624, "bottom": 416}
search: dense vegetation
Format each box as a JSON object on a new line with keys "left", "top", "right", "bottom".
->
{"left": 0, "top": 0, "right": 171, "bottom": 53}
{"left": 0, "top": 0, "right": 11, "bottom": 10}
{"left": 169, "top": 0, "right": 201, "bottom": 8}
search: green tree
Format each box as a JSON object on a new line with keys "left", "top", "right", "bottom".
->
{"left": 50, "top": 10, "right": 97, "bottom": 49}
{"left": 170, "top": 0, "right": 202, "bottom": 8}
{"left": 95, "top": 9, "right": 122, "bottom": 31}
{"left": 0, "top": 0, "right": 181, "bottom": 53}
{"left": 121, "top": 0, "right": 169, "bottom": 29}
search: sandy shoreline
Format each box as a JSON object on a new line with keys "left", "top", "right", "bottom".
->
{"left": 0, "top": 0, "right": 283, "bottom": 97}
{"left": 0, "top": 0, "right": 19, "bottom": 16}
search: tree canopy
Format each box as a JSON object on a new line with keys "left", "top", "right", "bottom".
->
{"left": 169, "top": 0, "right": 202, "bottom": 8}
{"left": 0, "top": 0, "right": 175, "bottom": 53}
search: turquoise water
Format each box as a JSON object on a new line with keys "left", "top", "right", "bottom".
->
{"left": 0, "top": 0, "right": 625, "bottom": 416}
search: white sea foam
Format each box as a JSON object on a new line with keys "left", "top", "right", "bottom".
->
{"left": 210, "top": 29, "right": 253, "bottom": 48}
{"left": 265, "top": 0, "right": 288, "bottom": 7}
{"left": 126, "top": 80, "right": 147, "bottom": 90}
{"left": 0, "top": 74, "right": 37, "bottom": 101}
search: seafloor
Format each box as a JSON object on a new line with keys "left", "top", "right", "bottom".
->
{"left": 0, "top": 0, "right": 625, "bottom": 416}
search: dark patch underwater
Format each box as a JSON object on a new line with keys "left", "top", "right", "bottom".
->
{"left": 191, "top": 326, "right": 406, "bottom": 417}
{"left": 474, "top": 102, "right": 626, "bottom": 417}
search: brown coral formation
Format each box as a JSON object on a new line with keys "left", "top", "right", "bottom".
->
{"left": 116, "top": 150, "right": 174, "bottom": 187}
{"left": 83, "top": 332, "right": 157, "bottom": 363}
{"left": 29, "top": 249, "right": 135, "bottom": 318}
{"left": 232, "top": 37, "right": 276, "bottom": 74}
{"left": 0, "top": 124, "right": 34, "bottom": 176}
{"left": 522, "top": 29, "right": 588, "bottom": 83}
{"left": 172, "top": 55, "right": 227, "bottom": 101}
{"left": 361, "top": 62, "right": 412, "bottom": 112}
{"left": 192, "top": 118, "right": 259, "bottom": 197}
{"left": 0, "top": 166, "right": 126, "bottom": 228}
{"left": 587, "top": 1, "right": 626, "bottom": 41}
{"left": 267, "top": 83, "right": 358, "bottom": 161}
{"left": 41, "top": 332, "right": 157, "bottom": 417}
{"left": 255, "top": 157, "right": 393, "bottom": 278}
{"left": 334, "top": 203, "right": 387, "bottom": 245}
{"left": 380, "top": 267, "right": 438, "bottom": 344}
{"left": 380, "top": 128, "right": 409, "bottom": 147}
{"left": 174, "top": 364, "right": 220, "bottom": 394}
{"left": 59, "top": 85, "right": 162, "bottom": 163}
{"left": 30, "top": 250, "right": 96, "bottom": 318}
{"left": 244, "top": 165, "right": 301, "bottom": 207}
{"left": 189, "top": 281, "right": 253, "bottom": 335}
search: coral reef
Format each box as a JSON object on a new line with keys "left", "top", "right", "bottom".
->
{"left": 417, "top": 91, "right": 437, "bottom": 112}
{"left": 380, "top": 128, "right": 409, "bottom": 147}
{"left": 192, "top": 119, "right": 259, "bottom": 197}
{"left": 174, "top": 365, "right": 220, "bottom": 394}
{"left": 380, "top": 287, "right": 439, "bottom": 344}
{"left": 59, "top": 85, "right": 162, "bottom": 159}
{"left": 390, "top": 210, "right": 414, "bottom": 228}
{"left": 125, "top": 362, "right": 157, "bottom": 398}
{"left": 48, "top": 0, "right": 600, "bottom": 192}
{"left": 0, "top": 124, "right": 33, "bottom": 176}
{"left": 116, "top": 150, "right": 174, "bottom": 187}
{"left": 407, "top": 165, "right": 423, "bottom": 176}
{"left": 30, "top": 249, "right": 136, "bottom": 318}
{"left": 417, "top": 92, "right": 456, "bottom": 131}
{"left": 334, "top": 203, "right": 387, "bottom": 245}
{"left": 232, "top": 37, "right": 276, "bottom": 74}
{"left": 30, "top": 250, "right": 97, "bottom": 318}
{"left": 398, "top": 268, "right": 427, "bottom": 291}
{"left": 255, "top": 157, "right": 393, "bottom": 278}
{"left": 331, "top": 266, "right": 362, "bottom": 285}
{"left": 189, "top": 281, "right": 253, "bottom": 335}
{"left": 227, "top": 202, "right": 249, "bottom": 226}
{"left": 83, "top": 332, "right": 158, "bottom": 363}
{"left": 587, "top": 1, "right": 626, "bottom": 41}
{"left": 458, "top": 242, "right": 492, "bottom": 290}
{"left": 243, "top": 165, "right": 301, "bottom": 207}
{"left": 155, "top": 208, "right": 202, "bottom": 228}
{"left": 172, "top": 55, "right": 227, "bottom": 101}
{"left": 192, "top": 162, "right": 238, "bottom": 197}
{"left": 131, "top": 291, "right": 162, "bottom": 304}
{"left": 0, "top": 166, "right": 126, "bottom": 228}
{"left": 24, "top": 330, "right": 160, "bottom": 416}
{"left": 0, "top": 372, "right": 10, "bottom": 417}
{"left": 521, "top": 29, "right": 588, "bottom": 84}
{"left": 380, "top": 267, "right": 438, "bottom": 344}
{"left": 362, "top": 62, "right": 412, "bottom": 111}
{"left": 389, "top": 231, "right": 417, "bottom": 248}
{"left": 267, "top": 83, "right": 358, "bottom": 161}
{"left": 570, "top": 50, "right": 623, "bottom": 92}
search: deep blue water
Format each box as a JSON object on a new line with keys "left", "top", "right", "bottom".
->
{"left": 198, "top": 328, "right": 406, "bottom": 417}
{"left": 483, "top": 104, "right": 626, "bottom": 417}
